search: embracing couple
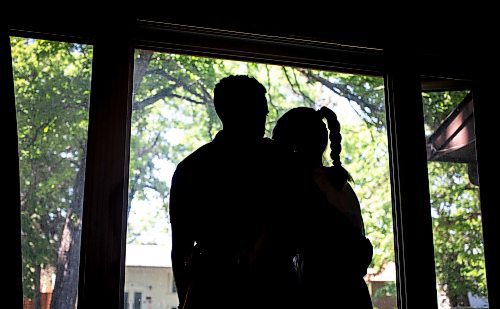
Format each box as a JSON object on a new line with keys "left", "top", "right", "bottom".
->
{"left": 169, "top": 75, "right": 373, "bottom": 309}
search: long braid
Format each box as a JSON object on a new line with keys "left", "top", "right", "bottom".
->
{"left": 318, "top": 106, "right": 352, "bottom": 189}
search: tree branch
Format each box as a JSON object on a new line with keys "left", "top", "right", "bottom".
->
{"left": 132, "top": 86, "right": 177, "bottom": 110}
{"left": 148, "top": 68, "right": 208, "bottom": 102}
{"left": 133, "top": 50, "right": 153, "bottom": 94}
{"left": 291, "top": 68, "right": 316, "bottom": 107}
{"left": 171, "top": 94, "right": 205, "bottom": 105}
{"left": 299, "top": 69, "right": 379, "bottom": 127}
{"left": 283, "top": 67, "right": 315, "bottom": 107}
{"left": 265, "top": 65, "right": 279, "bottom": 114}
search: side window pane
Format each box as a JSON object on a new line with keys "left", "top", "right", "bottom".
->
{"left": 11, "top": 37, "right": 93, "bottom": 309}
{"left": 421, "top": 83, "right": 489, "bottom": 308}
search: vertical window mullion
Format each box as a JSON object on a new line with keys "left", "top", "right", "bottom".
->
{"left": 473, "top": 78, "right": 499, "bottom": 309}
{"left": 384, "top": 48, "right": 438, "bottom": 309}
{"left": 77, "top": 21, "right": 134, "bottom": 309}
{"left": 0, "top": 29, "right": 23, "bottom": 309}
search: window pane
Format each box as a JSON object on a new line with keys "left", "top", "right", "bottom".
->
{"left": 126, "top": 50, "right": 396, "bottom": 308}
{"left": 134, "top": 292, "right": 142, "bottom": 309}
{"left": 421, "top": 85, "right": 489, "bottom": 308}
{"left": 11, "top": 37, "right": 93, "bottom": 309}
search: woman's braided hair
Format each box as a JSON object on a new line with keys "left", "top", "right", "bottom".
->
{"left": 317, "top": 106, "right": 352, "bottom": 189}
{"left": 273, "top": 106, "right": 352, "bottom": 190}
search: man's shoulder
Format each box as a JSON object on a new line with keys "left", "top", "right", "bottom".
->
{"left": 260, "top": 138, "right": 285, "bottom": 154}
{"left": 175, "top": 142, "right": 217, "bottom": 172}
{"left": 261, "top": 138, "right": 295, "bottom": 164}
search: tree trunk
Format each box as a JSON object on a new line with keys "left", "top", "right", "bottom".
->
{"left": 133, "top": 50, "right": 152, "bottom": 95}
{"left": 50, "top": 50, "right": 154, "bottom": 309}
{"left": 128, "top": 49, "right": 153, "bottom": 214}
{"left": 50, "top": 159, "right": 85, "bottom": 309}
{"left": 34, "top": 265, "right": 41, "bottom": 309}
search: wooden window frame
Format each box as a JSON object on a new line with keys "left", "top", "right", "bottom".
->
{"left": 3, "top": 17, "right": 497, "bottom": 309}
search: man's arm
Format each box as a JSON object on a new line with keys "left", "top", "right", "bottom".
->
{"left": 169, "top": 165, "right": 195, "bottom": 307}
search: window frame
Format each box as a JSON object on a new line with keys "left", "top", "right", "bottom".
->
{"left": 3, "top": 17, "right": 497, "bottom": 309}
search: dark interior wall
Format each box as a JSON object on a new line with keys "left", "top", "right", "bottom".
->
{"left": 5, "top": 9, "right": 489, "bottom": 62}
{"left": 6, "top": 8, "right": 493, "bottom": 81}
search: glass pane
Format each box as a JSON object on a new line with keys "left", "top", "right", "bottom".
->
{"left": 421, "top": 83, "right": 489, "bottom": 308}
{"left": 126, "top": 50, "right": 396, "bottom": 308}
{"left": 11, "top": 37, "right": 93, "bottom": 309}
{"left": 134, "top": 292, "right": 142, "bottom": 309}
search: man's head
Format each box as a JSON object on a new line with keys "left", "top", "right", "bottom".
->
{"left": 214, "top": 75, "right": 268, "bottom": 139}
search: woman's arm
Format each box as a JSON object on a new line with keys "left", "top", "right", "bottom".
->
{"left": 342, "top": 183, "right": 365, "bottom": 235}
{"left": 314, "top": 168, "right": 365, "bottom": 235}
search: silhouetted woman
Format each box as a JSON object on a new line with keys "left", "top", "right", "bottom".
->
{"left": 273, "top": 106, "right": 373, "bottom": 309}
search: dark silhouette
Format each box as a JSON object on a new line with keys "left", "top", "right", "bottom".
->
{"left": 169, "top": 75, "right": 303, "bottom": 309}
{"left": 273, "top": 106, "right": 374, "bottom": 308}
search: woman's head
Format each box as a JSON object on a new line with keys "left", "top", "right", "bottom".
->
{"left": 273, "top": 107, "right": 327, "bottom": 165}
{"left": 273, "top": 106, "right": 351, "bottom": 187}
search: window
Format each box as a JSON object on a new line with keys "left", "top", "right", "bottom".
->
{"left": 5, "top": 17, "right": 494, "bottom": 309}
{"left": 11, "top": 36, "right": 93, "bottom": 309}
{"left": 421, "top": 82, "right": 488, "bottom": 308}
{"left": 134, "top": 292, "right": 142, "bottom": 309}
{"left": 125, "top": 49, "right": 396, "bottom": 308}
{"left": 124, "top": 292, "right": 129, "bottom": 309}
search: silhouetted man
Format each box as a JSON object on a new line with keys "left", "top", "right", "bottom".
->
{"left": 170, "top": 75, "right": 301, "bottom": 309}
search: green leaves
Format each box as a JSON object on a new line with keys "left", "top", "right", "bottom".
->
{"left": 12, "top": 37, "right": 485, "bottom": 306}
{"left": 11, "top": 37, "right": 93, "bottom": 298}
{"left": 128, "top": 51, "right": 395, "bottom": 278}
{"left": 428, "top": 161, "right": 487, "bottom": 300}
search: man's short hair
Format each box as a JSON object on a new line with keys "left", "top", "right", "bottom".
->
{"left": 214, "top": 75, "right": 267, "bottom": 121}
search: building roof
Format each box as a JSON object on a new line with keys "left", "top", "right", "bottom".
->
{"left": 426, "top": 92, "right": 475, "bottom": 164}
{"left": 426, "top": 92, "right": 479, "bottom": 185}
{"left": 366, "top": 262, "right": 396, "bottom": 282}
{"left": 125, "top": 244, "right": 172, "bottom": 268}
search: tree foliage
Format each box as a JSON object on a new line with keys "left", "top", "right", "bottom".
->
{"left": 11, "top": 38, "right": 486, "bottom": 308}
{"left": 423, "top": 91, "right": 486, "bottom": 306}
{"left": 11, "top": 37, "right": 92, "bottom": 309}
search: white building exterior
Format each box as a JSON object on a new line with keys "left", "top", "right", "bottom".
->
{"left": 125, "top": 245, "right": 179, "bottom": 309}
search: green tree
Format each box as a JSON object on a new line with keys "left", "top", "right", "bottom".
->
{"left": 128, "top": 51, "right": 395, "bottom": 274}
{"left": 12, "top": 43, "right": 393, "bottom": 308}
{"left": 428, "top": 161, "right": 486, "bottom": 306}
{"left": 13, "top": 38, "right": 484, "bottom": 309}
{"left": 12, "top": 37, "right": 92, "bottom": 308}
{"left": 423, "top": 91, "right": 486, "bottom": 306}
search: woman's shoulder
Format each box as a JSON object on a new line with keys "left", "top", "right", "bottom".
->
{"left": 319, "top": 168, "right": 360, "bottom": 210}
{"left": 313, "top": 167, "right": 350, "bottom": 190}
